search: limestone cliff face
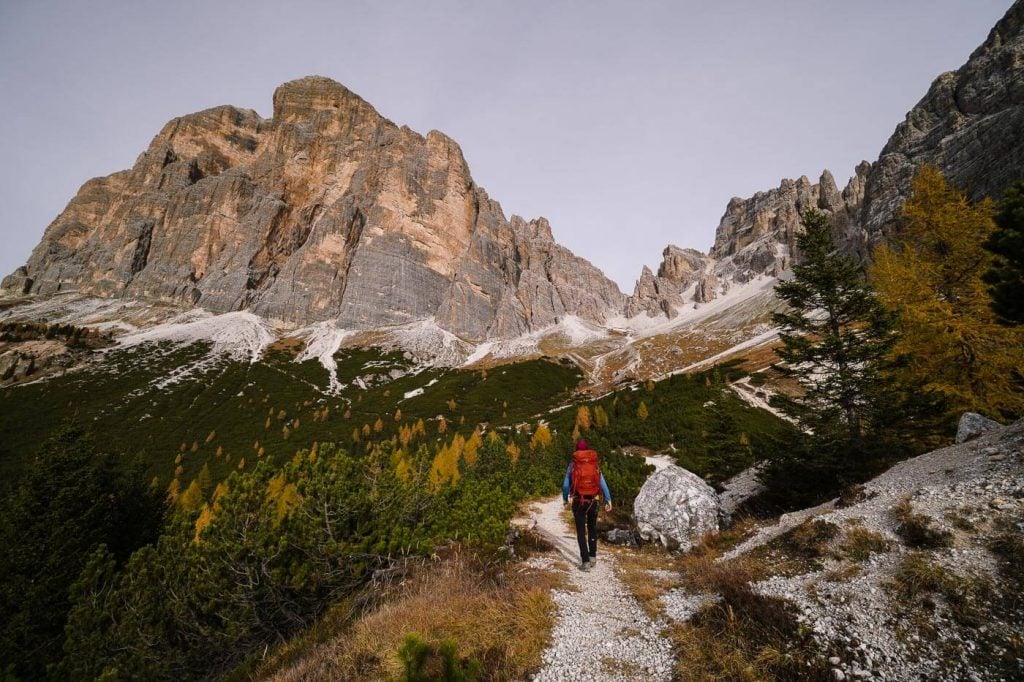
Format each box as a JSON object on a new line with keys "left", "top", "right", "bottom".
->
{"left": 862, "top": 0, "right": 1024, "bottom": 236}
{"left": 709, "top": 165, "right": 871, "bottom": 281}
{"left": 623, "top": 0, "right": 1024, "bottom": 320}
{"left": 623, "top": 165, "right": 868, "bottom": 316}
{"left": 3, "top": 77, "right": 624, "bottom": 342}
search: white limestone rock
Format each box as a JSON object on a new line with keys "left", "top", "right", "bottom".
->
{"left": 633, "top": 464, "right": 724, "bottom": 550}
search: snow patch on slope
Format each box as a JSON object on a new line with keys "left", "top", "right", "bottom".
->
{"left": 729, "top": 375, "right": 793, "bottom": 423}
{"left": 463, "top": 316, "right": 609, "bottom": 366}
{"left": 385, "top": 319, "right": 473, "bottom": 366}
{"left": 0, "top": 293, "right": 146, "bottom": 326}
{"left": 293, "top": 322, "right": 354, "bottom": 394}
{"left": 119, "top": 310, "right": 275, "bottom": 363}
{"left": 607, "top": 275, "right": 779, "bottom": 339}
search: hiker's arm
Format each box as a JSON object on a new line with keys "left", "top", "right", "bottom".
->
{"left": 599, "top": 473, "right": 611, "bottom": 503}
{"left": 562, "top": 464, "right": 572, "bottom": 503}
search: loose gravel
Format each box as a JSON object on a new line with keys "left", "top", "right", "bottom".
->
{"left": 526, "top": 497, "right": 675, "bottom": 682}
{"left": 743, "top": 419, "right": 1024, "bottom": 681}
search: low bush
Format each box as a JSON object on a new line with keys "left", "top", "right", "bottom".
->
{"left": 670, "top": 580, "right": 831, "bottom": 681}
{"left": 838, "top": 526, "right": 891, "bottom": 561}
{"left": 398, "top": 633, "right": 481, "bottom": 682}
{"left": 892, "top": 499, "right": 954, "bottom": 549}
{"left": 779, "top": 519, "right": 840, "bottom": 558}
{"left": 989, "top": 525, "right": 1024, "bottom": 591}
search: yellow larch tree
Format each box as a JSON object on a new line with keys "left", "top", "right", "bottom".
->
{"left": 464, "top": 428, "right": 483, "bottom": 465}
{"left": 575, "top": 405, "right": 592, "bottom": 431}
{"left": 530, "top": 422, "right": 552, "bottom": 451}
{"left": 870, "top": 167, "right": 1024, "bottom": 417}
{"left": 177, "top": 479, "right": 204, "bottom": 513}
{"left": 506, "top": 441, "right": 521, "bottom": 463}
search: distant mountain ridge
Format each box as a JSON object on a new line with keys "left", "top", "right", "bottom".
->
{"left": 4, "top": 1, "right": 1023, "bottom": 369}
{"left": 624, "top": 0, "right": 1024, "bottom": 320}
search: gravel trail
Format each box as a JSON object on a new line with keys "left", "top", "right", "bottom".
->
{"left": 526, "top": 496, "right": 674, "bottom": 681}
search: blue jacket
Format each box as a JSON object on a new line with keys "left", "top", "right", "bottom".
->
{"left": 562, "top": 462, "right": 611, "bottom": 502}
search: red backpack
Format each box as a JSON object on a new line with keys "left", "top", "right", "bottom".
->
{"left": 571, "top": 449, "right": 601, "bottom": 497}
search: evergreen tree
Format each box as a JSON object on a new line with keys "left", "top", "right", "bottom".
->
{"left": 0, "top": 425, "right": 164, "bottom": 679}
{"left": 767, "top": 210, "right": 918, "bottom": 499}
{"left": 984, "top": 179, "right": 1024, "bottom": 325}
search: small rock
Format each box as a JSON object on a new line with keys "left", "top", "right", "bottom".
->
{"left": 604, "top": 528, "right": 638, "bottom": 546}
{"left": 955, "top": 412, "right": 1001, "bottom": 444}
{"left": 832, "top": 669, "right": 846, "bottom": 681}
{"left": 828, "top": 656, "right": 842, "bottom": 665}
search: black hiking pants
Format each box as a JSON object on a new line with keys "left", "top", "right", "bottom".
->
{"left": 572, "top": 496, "right": 599, "bottom": 563}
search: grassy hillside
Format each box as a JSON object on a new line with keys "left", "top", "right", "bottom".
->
{"left": 0, "top": 342, "right": 582, "bottom": 493}
{"left": 0, "top": 337, "right": 801, "bottom": 679}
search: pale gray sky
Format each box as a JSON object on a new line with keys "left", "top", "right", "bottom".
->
{"left": 0, "top": 0, "right": 1013, "bottom": 291}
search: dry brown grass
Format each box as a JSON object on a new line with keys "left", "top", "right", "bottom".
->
{"left": 657, "top": 521, "right": 832, "bottom": 681}
{"left": 610, "top": 544, "right": 679, "bottom": 618}
{"left": 253, "top": 547, "right": 564, "bottom": 682}
{"left": 837, "top": 526, "right": 892, "bottom": 561}
{"left": 892, "top": 498, "right": 954, "bottom": 549}
{"left": 667, "top": 555, "right": 831, "bottom": 681}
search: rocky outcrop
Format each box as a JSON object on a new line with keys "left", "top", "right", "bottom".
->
{"left": 634, "top": 465, "right": 725, "bottom": 550}
{"left": 624, "top": 266, "right": 684, "bottom": 319}
{"left": 624, "top": 1, "right": 1023, "bottom": 321}
{"left": 2, "top": 76, "right": 624, "bottom": 342}
{"left": 861, "top": 1, "right": 1024, "bottom": 237}
{"left": 955, "top": 411, "right": 1002, "bottom": 444}
{"left": 622, "top": 165, "right": 869, "bottom": 318}
{"left": 693, "top": 268, "right": 720, "bottom": 304}
{"left": 709, "top": 164, "right": 872, "bottom": 281}
{"left": 657, "top": 245, "right": 705, "bottom": 284}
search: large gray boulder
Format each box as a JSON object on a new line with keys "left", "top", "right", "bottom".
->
{"left": 634, "top": 465, "right": 724, "bottom": 550}
{"left": 955, "top": 412, "right": 1001, "bottom": 444}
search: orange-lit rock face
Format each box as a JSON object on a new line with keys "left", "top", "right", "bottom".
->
{"left": 5, "top": 76, "right": 624, "bottom": 341}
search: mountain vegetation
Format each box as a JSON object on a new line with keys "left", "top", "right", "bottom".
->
{"left": 871, "top": 167, "right": 1024, "bottom": 419}
{"left": 762, "top": 210, "right": 940, "bottom": 504}
{"left": 984, "top": 179, "right": 1024, "bottom": 325}
{"left": 0, "top": 328, "right": 793, "bottom": 679}
{"left": 0, "top": 426, "right": 164, "bottom": 680}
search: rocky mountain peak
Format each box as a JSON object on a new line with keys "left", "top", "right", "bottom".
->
{"left": 271, "top": 75, "right": 376, "bottom": 122}
{"left": 2, "top": 77, "right": 624, "bottom": 343}
{"left": 621, "top": 1, "right": 1023, "bottom": 325}
{"left": 657, "top": 245, "right": 705, "bottom": 284}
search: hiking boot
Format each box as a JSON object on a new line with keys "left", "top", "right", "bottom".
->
{"left": 589, "top": 556, "right": 597, "bottom": 567}
{"left": 579, "top": 560, "right": 590, "bottom": 571}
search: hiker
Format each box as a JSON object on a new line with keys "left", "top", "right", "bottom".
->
{"left": 562, "top": 439, "right": 612, "bottom": 570}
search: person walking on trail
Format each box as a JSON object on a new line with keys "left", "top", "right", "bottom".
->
{"left": 562, "top": 439, "right": 612, "bottom": 570}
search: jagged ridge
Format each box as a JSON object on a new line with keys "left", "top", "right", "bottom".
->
{"left": 2, "top": 76, "right": 625, "bottom": 343}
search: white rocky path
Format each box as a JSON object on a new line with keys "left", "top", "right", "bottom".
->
{"left": 524, "top": 495, "right": 674, "bottom": 681}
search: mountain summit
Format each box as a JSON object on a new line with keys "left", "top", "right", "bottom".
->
{"left": 2, "top": 76, "right": 624, "bottom": 342}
